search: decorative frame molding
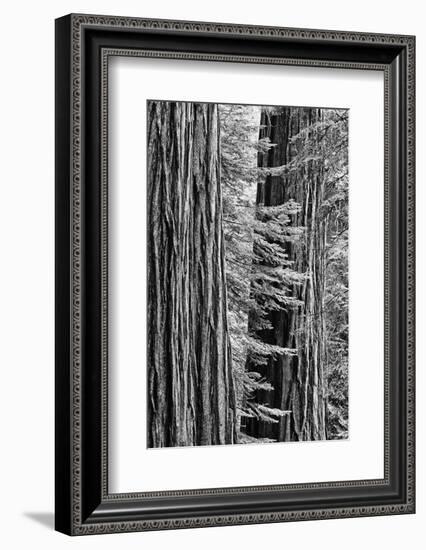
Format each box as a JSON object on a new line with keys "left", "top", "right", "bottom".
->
{"left": 55, "top": 13, "right": 415, "bottom": 535}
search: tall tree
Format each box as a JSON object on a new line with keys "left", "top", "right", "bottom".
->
{"left": 219, "top": 105, "right": 299, "bottom": 441}
{"left": 245, "top": 107, "right": 329, "bottom": 441}
{"left": 147, "top": 101, "right": 237, "bottom": 448}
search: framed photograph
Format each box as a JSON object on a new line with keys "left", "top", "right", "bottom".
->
{"left": 55, "top": 14, "right": 415, "bottom": 535}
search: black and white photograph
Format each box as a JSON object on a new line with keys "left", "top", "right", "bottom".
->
{"left": 147, "top": 100, "right": 349, "bottom": 449}
{"left": 0, "top": 0, "right": 418, "bottom": 543}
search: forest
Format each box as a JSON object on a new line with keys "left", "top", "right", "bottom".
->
{"left": 147, "top": 100, "right": 349, "bottom": 448}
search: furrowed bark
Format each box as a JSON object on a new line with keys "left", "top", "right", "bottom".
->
{"left": 245, "top": 107, "right": 327, "bottom": 441}
{"left": 147, "top": 101, "right": 237, "bottom": 448}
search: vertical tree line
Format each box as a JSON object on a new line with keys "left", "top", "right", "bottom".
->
{"left": 244, "top": 107, "right": 328, "bottom": 441}
{"left": 147, "top": 100, "right": 348, "bottom": 448}
{"left": 147, "top": 101, "right": 237, "bottom": 447}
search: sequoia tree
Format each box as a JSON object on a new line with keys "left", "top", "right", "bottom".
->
{"left": 147, "top": 101, "right": 237, "bottom": 447}
{"left": 244, "top": 107, "right": 328, "bottom": 441}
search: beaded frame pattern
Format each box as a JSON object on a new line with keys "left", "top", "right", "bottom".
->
{"left": 68, "top": 14, "right": 415, "bottom": 535}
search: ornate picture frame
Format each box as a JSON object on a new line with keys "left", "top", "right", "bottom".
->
{"left": 55, "top": 13, "right": 415, "bottom": 535}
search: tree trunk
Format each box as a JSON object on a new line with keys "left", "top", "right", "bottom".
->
{"left": 245, "top": 107, "right": 327, "bottom": 441}
{"left": 147, "top": 101, "right": 237, "bottom": 448}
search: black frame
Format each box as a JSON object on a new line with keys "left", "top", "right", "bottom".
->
{"left": 55, "top": 14, "right": 415, "bottom": 535}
